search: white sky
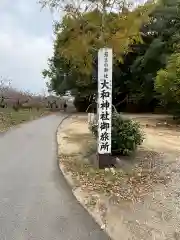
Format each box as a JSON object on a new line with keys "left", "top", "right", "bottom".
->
{"left": 0, "top": 0, "right": 58, "bottom": 94}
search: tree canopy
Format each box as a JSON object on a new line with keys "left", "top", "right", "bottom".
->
{"left": 42, "top": 0, "right": 153, "bottom": 95}
{"left": 42, "top": 0, "right": 180, "bottom": 116}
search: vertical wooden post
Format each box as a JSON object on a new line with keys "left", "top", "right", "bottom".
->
{"left": 97, "top": 48, "right": 114, "bottom": 168}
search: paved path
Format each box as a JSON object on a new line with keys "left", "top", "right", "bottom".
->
{"left": 0, "top": 114, "right": 110, "bottom": 240}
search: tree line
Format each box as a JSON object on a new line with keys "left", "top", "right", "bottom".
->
{"left": 0, "top": 78, "right": 65, "bottom": 111}
{"left": 41, "top": 0, "right": 180, "bottom": 117}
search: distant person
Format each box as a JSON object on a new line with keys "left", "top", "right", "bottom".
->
{"left": 64, "top": 101, "right": 67, "bottom": 112}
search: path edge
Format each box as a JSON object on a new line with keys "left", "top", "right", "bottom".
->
{"left": 56, "top": 114, "right": 116, "bottom": 240}
{"left": 0, "top": 111, "right": 51, "bottom": 136}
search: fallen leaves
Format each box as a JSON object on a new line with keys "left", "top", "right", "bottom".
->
{"left": 60, "top": 118, "right": 173, "bottom": 206}
{"left": 61, "top": 146, "right": 170, "bottom": 204}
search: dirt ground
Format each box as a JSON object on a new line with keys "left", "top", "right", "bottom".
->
{"left": 115, "top": 114, "right": 180, "bottom": 240}
{"left": 57, "top": 114, "right": 180, "bottom": 240}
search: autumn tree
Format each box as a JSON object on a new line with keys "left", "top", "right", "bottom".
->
{"left": 41, "top": 0, "right": 180, "bottom": 116}
{"left": 42, "top": 0, "right": 153, "bottom": 109}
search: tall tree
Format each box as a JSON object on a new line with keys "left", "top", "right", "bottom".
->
{"left": 153, "top": 0, "right": 180, "bottom": 116}
{"left": 42, "top": 1, "right": 153, "bottom": 99}
{"left": 116, "top": 0, "right": 180, "bottom": 112}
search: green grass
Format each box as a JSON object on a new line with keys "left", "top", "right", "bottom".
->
{"left": 0, "top": 108, "right": 50, "bottom": 132}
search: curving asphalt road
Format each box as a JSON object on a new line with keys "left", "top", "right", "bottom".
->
{"left": 0, "top": 114, "right": 110, "bottom": 240}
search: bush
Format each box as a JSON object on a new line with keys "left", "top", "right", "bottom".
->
{"left": 90, "top": 113, "right": 144, "bottom": 156}
{"left": 155, "top": 53, "right": 180, "bottom": 118}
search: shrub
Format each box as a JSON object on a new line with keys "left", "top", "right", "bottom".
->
{"left": 90, "top": 113, "right": 144, "bottom": 155}
{"left": 155, "top": 53, "right": 180, "bottom": 119}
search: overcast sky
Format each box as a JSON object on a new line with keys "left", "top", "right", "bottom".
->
{"left": 0, "top": 0, "right": 57, "bottom": 94}
{"left": 0, "top": 0, "right": 146, "bottom": 95}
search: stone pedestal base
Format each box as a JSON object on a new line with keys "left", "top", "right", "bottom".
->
{"left": 97, "top": 154, "right": 116, "bottom": 169}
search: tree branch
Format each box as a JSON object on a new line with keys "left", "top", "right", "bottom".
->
{"left": 115, "top": 94, "right": 128, "bottom": 106}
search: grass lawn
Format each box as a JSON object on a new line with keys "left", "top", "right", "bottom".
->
{"left": 0, "top": 108, "right": 50, "bottom": 132}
